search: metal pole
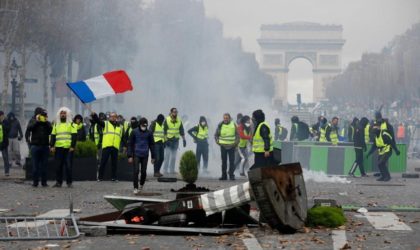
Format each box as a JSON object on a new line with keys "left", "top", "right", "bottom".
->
{"left": 11, "top": 78, "right": 17, "bottom": 113}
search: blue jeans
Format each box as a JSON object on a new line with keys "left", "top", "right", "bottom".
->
{"left": 31, "top": 145, "right": 50, "bottom": 185}
{"left": 163, "top": 139, "right": 179, "bottom": 173}
{"left": 2, "top": 147, "right": 11, "bottom": 174}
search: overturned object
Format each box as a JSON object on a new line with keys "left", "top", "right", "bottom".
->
{"left": 80, "top": 162, "right": 307, "bottom": 234}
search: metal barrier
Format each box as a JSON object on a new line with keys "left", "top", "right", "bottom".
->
{"left": 0, "top": 214, "right": 80, "bottom": 241}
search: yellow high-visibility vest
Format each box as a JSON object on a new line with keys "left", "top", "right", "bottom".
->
{"left": 102, "top": 121, "right": 123, "bottom": 150}
{"left": 375, "top": 131, "right": 392, "bottom": 155}
{"left": 154, "top": 122, "right": 165, "bottom": 143}
{"left": 52, "top": 122, "right": 76, "bottom": 148}
{"left": 165, "top": 116, "right": 182, "bottom": 139}
{"left": 219, "top": 121, "right": 236, "bottom": 145}
{"left": 252, "top": 122, "right": 273, "bottom": 153}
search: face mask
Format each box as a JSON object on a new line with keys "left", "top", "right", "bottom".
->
{"left": 245, "top": 123, "right": 251, "bottom": 127}
{"left": 140, "top": 126, "right": 147, "bottom": 131}
{"left": 200, "top": 122, "right": 206, "bottom": 126}
{"left": 39, "top": 115, "right": 46, "bottom": 122}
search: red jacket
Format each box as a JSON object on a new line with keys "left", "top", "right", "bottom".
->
{"left": 237, "top": 124, "right": 252, "bottom": 140}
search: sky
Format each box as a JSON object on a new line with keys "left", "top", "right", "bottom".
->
{"left": 202, "top": 0, "right": 420, "bottom": 103}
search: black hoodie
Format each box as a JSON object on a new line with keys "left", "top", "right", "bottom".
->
{"left": 25, "top": 108, "right": 52, "bottom": 146}
{"left": 7, "top": 112, "right": 23, "bottom": 139}
{"left": 354, "top": 117, "right": 369, "bottom": 149}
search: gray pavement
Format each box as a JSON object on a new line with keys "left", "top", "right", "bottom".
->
{"left": 0, "top": 160, "right": 419, "bottom": 249}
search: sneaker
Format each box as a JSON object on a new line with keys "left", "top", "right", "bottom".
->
{"left": 53, "top": 183, "right": 62, "bottom": 188}
{"left": 32, "top": 183, "right": 38, "bottom": 188}
{"left": 229, "top": 176, "right": 235, "bottom": 181}
{"left": 97, "top": 179, "right": 102, "bottom": 182}
{"left": 361, "top": 174, "right": 369, "bottom": 177}
{"left": 348, "top": 173, "right": 356, "bottom": 178}
{"left": 154, "top": 173, "right": 163, "bottom": 177}
{"left": 133, "top": 188, "right": 139, "bottom": 195}
{"left": 111, "top": 179, "right": 118, "bottom": 182}
{"left": 67, "top": 183, "right": 73, "bottom": 188}
{"left": 219, "top": 176, "right": 227, "bottom": 181}
{"left": 5, "top": 173, "right": 10, "bottom": 177}
{"left": 41, "top": 183, "right": 49, "bottom": 187}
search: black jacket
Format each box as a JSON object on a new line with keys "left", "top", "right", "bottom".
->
{"left": 8, "top": 118, "right": 23, "bottom": 139}
{"left": 25, "top": 118, "right": 52, "bottom": 146}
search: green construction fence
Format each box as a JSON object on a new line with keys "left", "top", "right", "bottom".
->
{"left": 274, "top": 141, "right": 406, "bottom": 176}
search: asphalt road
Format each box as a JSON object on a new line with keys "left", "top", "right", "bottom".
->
{"left": 0, "top": 160, "right": 419, "bottom": 250}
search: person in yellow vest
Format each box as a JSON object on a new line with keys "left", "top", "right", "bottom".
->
{"left": 163, "top": 108, "right": 186, "bottom": 174}
{"left": 367, "top": 125, "right": 400, "bottom": 181}
{"left": 90, "top": 112, "right": 106, "bottom": 169}
{"left": 50, "top": 107, "right": 77, "bottom": 188}
{"left": 125, "top": 117, "right": 138, "bottom": 146}
{"left": 318, "top": 117, "right": 328, "bottom": 142}
{"left": 215, "top": 113, "right": 239, "bottom": 180}
{"left": 149, "top": 114, "right": 165, "bottom": 177}
{"left": 237, "top": 115, "right": 252, "bottom": 176}
{"left": 0, "top": 111, "right": 11, "bottom": 176}
{"left": 188, "top": 116, "right": 209, "bottom": 175}
{"left": 326, "top": 117, "right": 339, "bottom": 145}
{"left": 251, "top": 109, "right": 274, "bottom": 168}
{"left": 274, "top": 118, "right": 288, "bottom": 141}
{"left": 92, "top": 111, "right": 124, "bottom": 181}
{"left": 347, "top": 117, "right": 359, "bottom": 143}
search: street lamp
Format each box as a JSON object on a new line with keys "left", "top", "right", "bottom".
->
{"left": 9, "top": 57, "right": 19, "bottom": 114}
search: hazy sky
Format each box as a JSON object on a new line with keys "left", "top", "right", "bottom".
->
{"left": 203, "top": 0, "right": 420, "bottom": 102}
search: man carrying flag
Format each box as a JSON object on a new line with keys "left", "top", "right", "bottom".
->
{"left": 92, "top": 111, "right": 124, "bottom": 181}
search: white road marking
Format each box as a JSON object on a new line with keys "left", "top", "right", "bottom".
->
{"left": 332, "top": 229, "right": 347, "bottom": 250}
{"left": 243, "top": 233, "right": 263, "bottom": 250}
{"left": 0, "top": 208, "right": 10, "bottom": 214}
{"left": 356, "top": 212, "right": 412, "bottom": 230}
{"left": 36, "top": 209, "right": 80, "bottom": 218}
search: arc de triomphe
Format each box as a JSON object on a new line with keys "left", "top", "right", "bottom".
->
{"left": 258, "top": 22, "right": 345, "bottom": 106}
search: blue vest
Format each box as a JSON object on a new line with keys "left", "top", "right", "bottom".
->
{"left": 133, "top": 128, "right": 152, "bottom": 157}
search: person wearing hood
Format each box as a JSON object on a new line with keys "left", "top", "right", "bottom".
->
{"left": 367, "top": 124, "right": 400, "bottom": 181}
{"left": 326, "top": 117, "right": 340, "bottom": 145}
{"left": 290, "top": 116, "right": 300, "bottom": 141}
{"left": 347, "top": 117, "right": 359, "bottom": 143}
{"left": 215, "top": 113, "right": 239, "bottom": 180}
{"left": 236, "top": 115, "right": 252, "bottom": 176}
{"left": 348, "top": 117, "right": 369, "bottom": 177}
{"left": 150, "top": 114, "right": 165, "bottom": 177}
{"left": 274, "top": 118, "right": 288, "bottom": 141}
{"left": 319, "top": 117, "right": 329, "bottom": 142}
{"left": 7, "top": 112, "right": 23, "bottom": 167}
{"left": 92, "top": 111, "right": 124, "bottom": 181}
{"left": 251, "top": 109, "right": 274, "bottom": 168}
{"left": 128, "top": 117, "right": 155, "bottom": 194}
{"left": 50, "top": 107, "right": 77, "bottom": 188}
{"left": 163, "top": 108, "right": 186, "bottom": 175}
{"left": 72, "top": 114, "right": 86, "bottom": 142}
{"left": 25, "top": 107, "right": 52, "bottom": 187}
{"left": 0, "top": 111, "right": 11, "bottom": 176}
{"left": 188, "top": 116, "right": 209, "bottom": 174}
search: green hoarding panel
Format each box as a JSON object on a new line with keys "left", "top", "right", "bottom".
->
{"left": 309, "top": 146, "right": 328, "bottom": 172}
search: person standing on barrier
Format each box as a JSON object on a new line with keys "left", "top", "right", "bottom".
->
{"left": 367, "top": 124, "right": 400, "bottom": 181}
{"left": 326, "top": 117, "right": 340, "bottom": 145}
{"left": 349, "top": 117, "right": 369, "bottom": 177}
{"left": 50, "top": 107, "right": 77, "bottom": 188}
{"left": 251, "top": 109, "right": 274, "bottom": 169}
{"left": 215, "top": 113, "right": 239, "bottom": 180}
{"left": 274, "top": 118, "right": 288, "bottom": 141}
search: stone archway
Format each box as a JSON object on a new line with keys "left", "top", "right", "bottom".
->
{"left": 258, "top": 22, "right": 345, "bottom": 107}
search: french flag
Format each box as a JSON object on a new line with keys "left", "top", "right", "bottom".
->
{"left": 67, "top": 70, "right": 133, "bottom": 103}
